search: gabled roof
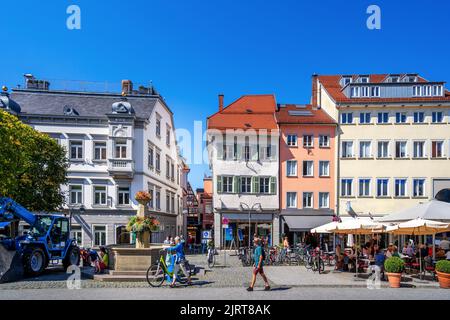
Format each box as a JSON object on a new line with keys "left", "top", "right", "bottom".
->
{"left": 317, "top": 74, "right": 450, "bottom": 104}
{"left": 207, "top": 95, "right": 278, "bottom": 130}
{"left": 276, "top": 104, "right": 336, "bottom": 125}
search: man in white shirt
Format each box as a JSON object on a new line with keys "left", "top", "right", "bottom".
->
{"left": 439, "top": 236, "right": 450, "bottom": 251}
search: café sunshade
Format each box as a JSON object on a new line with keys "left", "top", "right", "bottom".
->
{"left": 378, "top": 200, "right": 450, "bottom": 223}
{"left": 386, "top": 218, "right": 450, "bottom": 235}
{"left": 330, "top": 218, "right": 386, "bottom": 235}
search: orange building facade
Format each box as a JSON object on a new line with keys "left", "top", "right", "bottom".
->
{"left": 276, "top": 104, "right": 337, "bottom": 244}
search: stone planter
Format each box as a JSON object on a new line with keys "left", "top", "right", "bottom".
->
{"left": 436, "top": 271, "right": 450, "bottom": 289}
{"left": 386, "top": 272, "right": 402, "bottom": 288}
{"left": 136, "top": 231, "right": 151, "bottom": 249}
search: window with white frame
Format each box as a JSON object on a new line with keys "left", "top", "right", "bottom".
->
{"left": 319, "top": 192, "right": 329, "bottom": 208}
{"left": 118, "top": 186, "right": 130, "bottom": 205}
{"left": 395, "top": 112, "right": 407, "bottom": 124}
{"left": 423, "top": 85, "right": 432, "bottom": 96}
{"left": 156, "top": 117, "right": 161, "bottom": 137}
{"left": 360, "top": 76, "right": 369, "bottom": 83}
{"left": 243, "top": 144, "right": 251, "bottom": 161}
{"left": 148, "top": 147, "right": 154, "bottom": 169}
{"left": 431, "top": 141, "right": 444, "bottom": 158}
{"left": 359, "top": 112, "right": 371, "bottom": 124}
{"left": 359, "top": 179, "right": 371, "bottom": 197}
{"left": 361, "top": 86, "right": 370, "bottom": 97}
{"left": 286, "top": 192, "right": 297, "bottom": 208}
{"left": 93, "top": 226, "right": 107, "bottom": 247}
{"left": 413, "top": 141, "right": 426, "bottom": 158}
{"left": 166, "top": 126, "right": 171, "bottom": 146}
{"left": 287, "top": 134, "right": 298, "bottom": 147}
{"left": 413, "top": 86, "right": 422, "bottom": 97}
{"left": 413, "top": 112, "right": 425, "bottom": 123}
{"left": 341, "top": 179, "right": 353, "bottom": 197}
{"left": 302, "top": 161, "right": 314, "bottom": 177}
{"left": 350, "top": 87, "right": 360, "bottom": 98}
{"left": 319, "top": 135, "right": 330, "bottom": 147}
{"left": 148, "top": 184, "right": 154, "bottom": 208}
{"left": 155, "top": 189, "right": 161, "bottom": 210}
{"left": 319, "top": 161, "right": 329, "bottom": 177}
{"left": 395, "top": 141, "right": 408, "bottom": 158}
{"left": 94, "top": 186, "right": 107, "bottom": 206}
{"left": 341, "top": 113, "right": 353, "bottom": 124}
{"left": 69, "top": 185, "right": 83, "bottom": 204}
{"left": 343, "top": 77, "right": 352, "bottom": 86}
{"left": 166, "top": 192, "right": 170, "bottom": 213}
{"left": 303, "top": 135, "right": 313, "bottom": 148}
{"left": 413, "top": 179, "right": 425, "bottom": 197}
{"left": 114, "top": 140, "right": 127, "bottom": 158}
{"left": 71, "top": 225, "right": 83, "bottom": 246}
{"left": 70, "top": 141, "right": 83, "bottom": 159}
{"left": 432, "top": 111, "right": 443, "bottom": 123}
{"left": 259, "top": 177, "right": 271, "bottom": 194}
{"left": 377, "top": 112, "right": 389, "bottom": 124}
{"left": 433, "top": 85, "right": 443, "bottom": 96}
{"left": 302, "top": 192, "right": 313, "bottom": 208}
{"left": 342, "top": 141, "right": 354, "bottom": 158}
{"left": 395, "top": 179, "right": 407, "bottom": 197}
{"left": 166, "top": 159, "right": 170, "bottom": 178}
{"left": 223, "top": 176, "right": 233, "bottom": 193}
{"left": 240, "top": 177, "right": 252, "bottom": 193}
{"left": 371, "top": 86, "right": 380, "bottom": 97}
{"left": 377, "top": 141, "right": 390, "bottom": 158}
{"left": 94, "top": 142, "right": 107, "bottom": 161}
{"left": 377, "top": 179, "right": 389, "bottom": 197}
{"left": 286, "top": 160, "right": 297, "bottom": 177}
{"left": 359, "top": 141, "right": 372, "bottom": 158}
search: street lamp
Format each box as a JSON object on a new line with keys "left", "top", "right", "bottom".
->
{"left": 239, "top": 203, "right": 262, "bottom": 248}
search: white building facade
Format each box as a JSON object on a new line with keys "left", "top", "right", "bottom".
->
{"left": 207, "top": 95, "right": 280, "bottom": 247}
{"left": 8, "top": 77, "right": 184, "bottom": 247}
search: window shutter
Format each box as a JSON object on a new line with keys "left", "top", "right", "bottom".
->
{"left": 259, "top": 146, "right": 266, "bottom": 161}
{"left": 270, "top": 177, "right": 277, "bottom": 195}
{"left": 217, "top": 176, "right": 223, "bottom": 194}
{"left": 252, "top": 176, "right": 260, "bottom": 194}
{"left": 217, "top": 143, "right": 223, "bottom": 160}
{"left": 233, "top": 176, "right": 240, "bottom": 194}
{"left": 270, "top": 145, "right": 276, "bottom": 161}
{"left": 236, "top": 145, "right": 242, "bottom": 161}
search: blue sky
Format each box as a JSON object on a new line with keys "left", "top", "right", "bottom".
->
{"left": 1, "top": 0, "right": 449, "bottom": 189}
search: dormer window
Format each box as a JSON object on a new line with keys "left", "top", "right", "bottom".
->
{"left": 413, "top": 86, "right": 422, "bottom": 96}
{"left": 371, "top": 86, "right": 380, "bottom": 97}
{"left": 350, "top": 86, "right": 360, "bottom": 97}
{"left": 359, "top": 77, "right": 369, "bottom": 83}
{"left": 433, "top": 85, "right": 443, "bottom": 96}
{"left": 390, "top": 76, "right": 400, "bottom": 83}
{"left": 361, "top": 86, "right": 370, "bottom": 97}
{"left": 342, "top": 77, "right": 352, "bottom": 86}
{"left": 405, "top": 76, "right": 417, "bottom": 83}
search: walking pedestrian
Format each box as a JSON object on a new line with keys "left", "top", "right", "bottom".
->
{"left": 246, "top": 238, "right": 270, "bottom": 292}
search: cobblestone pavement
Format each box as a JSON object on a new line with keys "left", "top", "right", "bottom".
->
{"left": 0, "top": 253, "right": 441, "bottom": 290}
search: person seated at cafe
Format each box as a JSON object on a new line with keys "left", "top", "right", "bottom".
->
{"left": 362, "top": 245, "right": 370, "bottom": 258}
{"left": 402, "top": 243, "right": 414, "bottom": 257}
{"left": 415, "top": 244, "right": 428, "bottom": 258}
{"left": 392, "top": 245, "right": 401, "bottom": 258}
{"left": 436, "top": 247, "right": 446, "bottom": 259}
{"left": 385, "top": 244, "right": 394, "bottom": 258}
{"left": 344, "top": 245, "right": 357, "bottom": 272}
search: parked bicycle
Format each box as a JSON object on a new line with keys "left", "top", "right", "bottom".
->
{"left": 146, "top": 250, "right": 192, "bottom": 287}
{"left": 207, "top": 245, "right": 216, "bottom": 268}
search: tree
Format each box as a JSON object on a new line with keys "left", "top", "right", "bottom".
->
{"left": 0, "top": 110, "right": 68, "bottom": 211}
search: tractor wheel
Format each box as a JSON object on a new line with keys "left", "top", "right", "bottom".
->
{"left": 63, "top": 246, "right": 80, "bottom": 270}
{"left": 24, "top": 247, "right": 47, "bottom": 276}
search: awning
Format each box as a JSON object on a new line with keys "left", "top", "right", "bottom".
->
{"left": 282, "top": 213, "right": 334, "bottom": 232}
{"left": 0, "top": 221, "right": 12, "bottom": 229}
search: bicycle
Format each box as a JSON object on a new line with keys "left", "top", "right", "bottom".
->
{"left": 310, "top": 248, "right": 325, "bottom": 273}
{"left": 146, "top": 250, "right": 192, "bottom": 287}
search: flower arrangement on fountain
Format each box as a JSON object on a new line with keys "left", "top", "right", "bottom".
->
{"left": 126, "top": 216, "right": 161, "bottom": 234}
{"left": 135, "top": 191, "right": 152, "bottom": 204}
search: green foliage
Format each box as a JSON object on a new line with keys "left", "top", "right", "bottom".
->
{"left": 384, "top": 256, "right": 405, "bottom": 273}
{"left": 0, "top": 110, "right": 68, "bottom": 211}
{"left": 435, "top": 260, "right": 450, "bottom": 274}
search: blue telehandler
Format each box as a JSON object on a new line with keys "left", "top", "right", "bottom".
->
{"left": 0, "top": 197, "right": 80, "bottom": 283}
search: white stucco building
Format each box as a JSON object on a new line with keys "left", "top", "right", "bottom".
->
{"left": 207, "top": 95, "right": 280, "bottom": 247}
{"left": 6, "top": 76, "right": 185, "bottom": 247}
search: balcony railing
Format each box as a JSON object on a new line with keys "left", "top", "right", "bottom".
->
{"left": 108, "top": 159, "right": 134, "bottom": 177}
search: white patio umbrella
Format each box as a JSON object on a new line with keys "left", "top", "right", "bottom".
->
{"left": 329, "top": 218, "right": 387, "bottom": 279}
{"left": 386, "top": 218, "right": 450, "bottom": 279}
{"left": 378, "top": 200, "right": 450, "bottom": 223}
{"left": 311, "top": 221, "right": 340, "bottom": 234}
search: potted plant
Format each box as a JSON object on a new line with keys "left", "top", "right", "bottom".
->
{"left": 126, "top": 216, "right": 160, "bottom": 248}
{"left": 135, "top": 191, "right": 151, "bottom": 205}
{"left": 384, "top": 256, "right": 405, "bottom": 288}
{"left": 435, "top": 260, "right": 450, "bottom": 289}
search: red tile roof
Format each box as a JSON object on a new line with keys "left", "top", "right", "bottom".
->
{"left": 207, "top": 95, "right": 278, "bottom": 130}
{"left": 276, "top": 104, "right": 336, "bottom": 125}
{"left": 317, "top": 74, "right": 450, "bottom": 104}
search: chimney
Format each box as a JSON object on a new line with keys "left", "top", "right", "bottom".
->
{"left": 24, "top": 74, "right": 50, "bottom": 90}
{"left": 122, "top": 80, "right": 133, "bottom": 95}
{"left": 218, "top": 94, "right": 224, "bottom": 112}
{"left": 311, "top": 74, "right": 319, "bottom": 109}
